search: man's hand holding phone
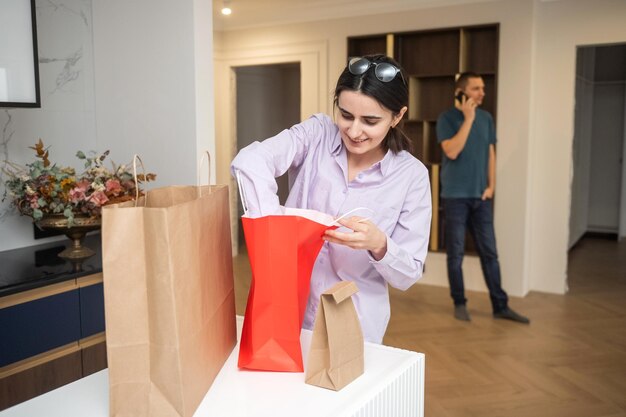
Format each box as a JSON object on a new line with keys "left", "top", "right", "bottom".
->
{"left": 455, "top": 90, "right": 476, "bottom": 121}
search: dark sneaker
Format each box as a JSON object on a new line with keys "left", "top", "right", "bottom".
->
{"left": 454, "top": 304, "right": 471, "bottom": 321}
{"left": 494, "top": 307, "right": 530, "bottom": 324}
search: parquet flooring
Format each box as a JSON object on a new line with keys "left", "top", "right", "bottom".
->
{"left": 232, "top": 236, "right": 626, "bottom": 417}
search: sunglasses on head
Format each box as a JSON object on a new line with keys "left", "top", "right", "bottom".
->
{"left": 348, "top": 57, "right": 406, "bottom": 84}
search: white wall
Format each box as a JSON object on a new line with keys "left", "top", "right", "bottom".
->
{"left": 0, "top": 0, "right": 215, "bottom": 252}
{"left": 528, "top": 0, "right": 626, "bottom": 294}
{"left": 0, "top": 0, "right": 97, "bottom": 251}
{"left": 92, "top": 0, "right": 215, "bottom": 187}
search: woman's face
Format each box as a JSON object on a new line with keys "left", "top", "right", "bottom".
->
{"left": 336, "top": 90, "right": 402, "bottom": 161}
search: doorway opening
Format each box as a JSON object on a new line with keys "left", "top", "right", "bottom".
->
{"left": 234, "top": 62, "right": 301, "bottom": 249}
{"left": 569, "top": 43, "right": 626, "bottom": 251}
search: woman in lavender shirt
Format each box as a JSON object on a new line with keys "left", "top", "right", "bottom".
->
{"left": 232, "top": 54, "right": 431, "bottom": 344}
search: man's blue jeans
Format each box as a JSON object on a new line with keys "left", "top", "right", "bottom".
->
{"left": 443, "top": 198, "right": 508, "bottom": 313}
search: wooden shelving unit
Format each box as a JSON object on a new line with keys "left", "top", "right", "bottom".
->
{"left": 348, "top": 24, "right": 499, "bottom": 252}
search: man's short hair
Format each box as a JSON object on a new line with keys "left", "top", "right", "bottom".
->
{"left": 455, "top": 72, "right": 482, "bottom": 90}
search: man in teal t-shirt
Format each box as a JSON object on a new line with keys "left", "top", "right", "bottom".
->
{"left": 436, "top": 72, "right": 529, "bottom": 324}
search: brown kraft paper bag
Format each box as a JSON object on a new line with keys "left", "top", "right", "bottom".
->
{"left": 305, "top": 281, "right": 364, "bottom": 391}
{"left": 102, "top": 184, "right": 237, "bottom": 417}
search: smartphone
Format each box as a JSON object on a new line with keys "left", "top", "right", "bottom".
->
{"left": 455, "top": 91, "right": 467, "bottom": 104}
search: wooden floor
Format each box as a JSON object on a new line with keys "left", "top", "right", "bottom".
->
{"left": 232, "top": 236, "right": 626, "bottom": 417}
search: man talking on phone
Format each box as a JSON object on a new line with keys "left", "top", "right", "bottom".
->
{"left": 436, "top": 72, "right": 529, "bottom": 324}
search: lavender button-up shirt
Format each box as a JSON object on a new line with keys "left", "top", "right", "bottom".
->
{"left": 232, "top": 114, "right": 431, "bottom": 343}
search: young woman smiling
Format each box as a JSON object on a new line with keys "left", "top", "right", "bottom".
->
{"left": 231, "top": 54, "right": 431, "bottom": 344}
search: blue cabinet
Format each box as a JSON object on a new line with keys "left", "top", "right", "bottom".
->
{"left": 0, "top": 283, "right": 106, "bottom": 368}
{"left": 79, "top": 283, "right": 105, "bottom": 339}
{"left": 0, "top": 236, "right": 106, "bottom": 410}
{"left": 0, "top": 290, "right": 81, "bottom": 367}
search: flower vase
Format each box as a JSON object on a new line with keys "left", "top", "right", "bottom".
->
{"left": 36, "top": 214, "right": 101, "bottom": 261}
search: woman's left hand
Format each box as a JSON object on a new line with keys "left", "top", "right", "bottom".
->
{"left": 323, "top": 216, "right": 388, "bottom": 261}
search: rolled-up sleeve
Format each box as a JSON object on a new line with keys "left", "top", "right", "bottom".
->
{"left": 369, "top": 163, "right": 432, "bottom": 290}
{"left": 231, "top": 114, "right": 334, "bottom": 216}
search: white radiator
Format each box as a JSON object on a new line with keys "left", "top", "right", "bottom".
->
{"left": 340, "top": 347, "right": 425, "bottom": 417}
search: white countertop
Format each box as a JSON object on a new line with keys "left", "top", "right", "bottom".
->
{"left": 1, "top": 317, "right": 424, "bottom": 417}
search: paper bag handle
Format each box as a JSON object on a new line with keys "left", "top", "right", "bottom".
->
{"left": 235, "top": 177, "right": 373, "bottom": 222}
{"left": 332, "top": 207, "right": 374, "bottom": 226}
{"left": 198, "top": 151, "right": 211, "bottom": 185}
{"left": 235, "top": 170, "right": 249, "bottom": 215}
{"left": 197, "top": 151, "right": 212, "bottom": 197}
{"left": 132, "top": 154, "right": 147, "bottom": 207}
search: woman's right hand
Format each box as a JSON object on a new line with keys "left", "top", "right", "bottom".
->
{"left": 323, "top": 216, "right": 388, "bottom": 261}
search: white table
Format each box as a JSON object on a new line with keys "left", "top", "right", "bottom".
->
{"left": 1, "top": 318, "right": 424, "bottom": 417}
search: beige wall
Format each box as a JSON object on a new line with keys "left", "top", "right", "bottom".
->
{"left": 214, "top": 0, "right": 626, "bottom": 296}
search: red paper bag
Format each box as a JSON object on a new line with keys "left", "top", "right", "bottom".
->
{"left": 235, "top": 173, "right": 338, "bottom": 372}
{"left": 238, "top": 214, "right": 335, "bottom": 372}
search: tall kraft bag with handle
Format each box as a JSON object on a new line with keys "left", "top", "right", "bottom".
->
{"left": 236, "top": 171, "right": 341, "bottom": 372}
{"left": 102, "top": 154, "right": 236, "bottom": 417}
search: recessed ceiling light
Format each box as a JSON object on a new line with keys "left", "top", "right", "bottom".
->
{"left": 221, "top": 0, "right": 232, "bottom": 15}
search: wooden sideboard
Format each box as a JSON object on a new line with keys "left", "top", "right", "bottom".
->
{"left": 0, "top": 234, "right": 106, "bottom": 411}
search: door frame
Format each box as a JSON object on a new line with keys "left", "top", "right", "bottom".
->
{"left": 213, "top": 41, "right": 328, "bottom": 254}
{"left": 569, "top": 44, "right": 626, "bottom": 247}
{"left": 617, "top": 83, "right": 626, "bottom": 241}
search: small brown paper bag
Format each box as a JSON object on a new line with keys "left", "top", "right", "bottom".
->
{"left": 305, "top": 281, "right": 364, "bottom": 391}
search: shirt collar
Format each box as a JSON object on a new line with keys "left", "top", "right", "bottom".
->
{"left": 331, "top": 130, "right": 342, "bottom": 156}
{"left": 378, "top": 150, "right": 393, "bottom": 176}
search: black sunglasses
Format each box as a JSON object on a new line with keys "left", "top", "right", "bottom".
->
{"left": 348, "top": 57, "right": 406, "bottom": 84}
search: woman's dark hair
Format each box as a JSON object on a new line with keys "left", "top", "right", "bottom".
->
{"left": 334, "top": 54, "right": 412, "bottom": 154}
